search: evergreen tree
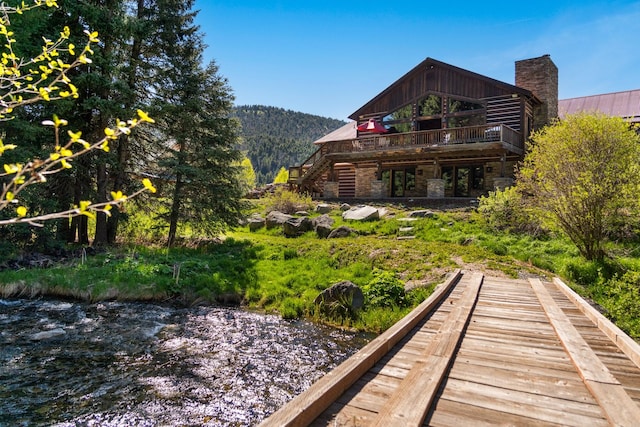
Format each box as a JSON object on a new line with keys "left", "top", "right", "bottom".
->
{"left": 151, "top": 1, "right": 245, "bottom": 246}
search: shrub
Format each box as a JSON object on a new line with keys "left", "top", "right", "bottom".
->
{"left": 597, "top": 272, "right": 640, "bottom": 338}
{"left": 362, "top": 269, "right": 407, "bottom": 308}
{"left": 477, "top": 186, "right": 544, "bottom": 236}
{"left": 265, "top": 187, "right": 313, "bottom": 214}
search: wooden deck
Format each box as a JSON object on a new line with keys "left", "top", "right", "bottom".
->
{"left": 288, "top": 124, "right": 523, "bottom": 189}
{"left": 260, "top": 271, "right": 640, "bottom": 426}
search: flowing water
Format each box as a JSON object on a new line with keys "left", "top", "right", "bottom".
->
{"left": 0, "top": 298, "right": 372, "bottom": 426}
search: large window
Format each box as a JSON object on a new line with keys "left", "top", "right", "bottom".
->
{"left": 383, "top": 104, "right": 413, "bottom": 133}
{"left": 381, "top": 94, "right": 486, "bottom": 133}
{"left": 418, "top": 94, "right": 442, "bottom": 117}
{"left": 441, "top": 165, "right": 484, "bottom": 197}
{"left": 382, "top": 167, "right": 416, "bottom": 197}
{"left": 447, "top": 98, "right": 486, "bottom": 128}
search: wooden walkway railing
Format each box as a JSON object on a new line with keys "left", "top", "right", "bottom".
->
{"left": 260, "top": 271, "right": 640, "bottom": 427}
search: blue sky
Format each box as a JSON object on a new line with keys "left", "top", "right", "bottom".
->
{"left": 195, "top": 1, "right": 640, "bottom": 121}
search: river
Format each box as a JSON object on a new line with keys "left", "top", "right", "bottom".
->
{"left": 0, "top": 298, "right": 372, "bottom": 426}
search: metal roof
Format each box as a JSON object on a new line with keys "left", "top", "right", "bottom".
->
{"left": 313, "top": 121, "right": 357, "bottom": 144}
{"left": 559, "top": 89, "right": 640, "bottom": 123}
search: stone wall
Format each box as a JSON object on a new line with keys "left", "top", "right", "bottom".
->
{"left": 484, "top": 160, "right": 517, "bottom": 189}
{"left": 323, "top": 181, "right": 338, "bottom": 199}
{"left": 427, "top": 179, "right": 445, "bottom": 198}
{"left": 354, "top": 166, "right": 376, "bottom": 198}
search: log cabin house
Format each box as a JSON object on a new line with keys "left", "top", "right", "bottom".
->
{"left": 289, "top": 55, "right": 560, "bottom": 199}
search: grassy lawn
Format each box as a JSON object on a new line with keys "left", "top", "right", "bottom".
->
{"left": 2, "top": 201, "right": 639, "bottom": 336}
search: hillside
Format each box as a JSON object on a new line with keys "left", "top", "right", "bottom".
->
{"left": 232, "top": 105, "right": 346, "bottom": 184}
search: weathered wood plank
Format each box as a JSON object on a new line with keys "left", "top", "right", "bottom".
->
{"left": 426, "top": 397, "right": 572, "bottom": 427}
{"left": 530, "top": 278, "right": 640, "bottom": 426}
{"left": 259, "top": 270, "right": 463, "bottom": 427}
{"left": 370, "top": 272, "right": 483, "bottom": 426}
{"left": 439, "top": 378, "right": 608, "bottom": 426}
{"left": 553, "top": 277, "right": 640, "bottom": 369}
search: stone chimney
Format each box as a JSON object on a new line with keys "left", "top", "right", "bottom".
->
{"left": 515, "top": 54, "right": 558, "bottom": 129}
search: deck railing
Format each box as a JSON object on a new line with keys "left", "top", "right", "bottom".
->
{"left": 289, "top": 124, "right": 522, "bottom": 184}
{"left": 326, "top": 123, "right": 522, "bottom": 155}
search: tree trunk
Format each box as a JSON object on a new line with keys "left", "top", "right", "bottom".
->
{"left": 94, "top": 163, "right": 108, "bottom": 245}
{"left": 167, "top": 173, "right": 184, "bottom": 247}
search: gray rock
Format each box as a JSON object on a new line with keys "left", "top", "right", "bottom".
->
{"left": 30, "top": 328, "right": 66, "bottom": 341}
{"left": 328, "top": 226, "right": 357, "bottom": 239}
{"left": 340, "top": 203, "right": 351, "bottom": 211}
{"left": 283, "top": 217, "right": 313, "bottom": 237}
{"left": 342, "top": 205, "right": 379, "bottom": 221}
{"left": 315, "top": 203, "right": 332, "bottom": 214}
{"left": 313, "top": 214, "right": 335, "bottom": 238}
{"left": 247, "top": 216, "right": 265, "bottom": 231}
{"left": 314, "top": 280, "right": 364, "bottom": 311}
{"left": 295, "top": 211, "right": 310, "bottom": 217}
{"left": 266, "top": 211, "right": 293, "bottom": 229}
{"left": 408, "top": 209, "right": 435, "bottom": 218}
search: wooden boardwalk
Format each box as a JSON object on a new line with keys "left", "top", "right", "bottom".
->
{"left": 260, "top": 270, "right": 640, "bottom": 426}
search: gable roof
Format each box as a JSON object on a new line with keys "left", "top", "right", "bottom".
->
{"left": 559, "top": 89, "right": 640, "bottom": 123}
{"left": 349, "top": 57, "right": 536, "bottom": 121}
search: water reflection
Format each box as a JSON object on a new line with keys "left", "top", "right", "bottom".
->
{"left": 0, "top": 299, "right": 371, "bottom": 426}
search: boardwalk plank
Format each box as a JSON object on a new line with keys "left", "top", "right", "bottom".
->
{"left": 262, "top": 272, "right": 640, "bottom": 426}
{"left": 439, "top": 378, "right": 608, "bottom": 426}
{"left": 370, "top": 272, "right": 483, "bottom": 426}
{"left": 530, "top": 278, "right": 640, "bottom": 426}
{"left": 426, "top": 397, "right": 571, "bottom": 427}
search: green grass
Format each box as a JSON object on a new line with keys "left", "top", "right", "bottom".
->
{"left": 2, "top": 201, "right": 640, "bottom": 337}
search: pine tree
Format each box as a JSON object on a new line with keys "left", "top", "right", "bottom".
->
{"left": 150, "top": 1, "right": 245, "bottom": 246}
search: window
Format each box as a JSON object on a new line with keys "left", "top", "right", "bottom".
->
{"left": 446, "top": 98, "right": 486, "bottom": 128}
{"left": 382, "top": 167, "right": 416, "bottom": 197}
{"left": 441, "top": 165, "right": 483, "bottom": 197}
{"left": 418, "top": 95, "right": 442, "bottom": 117}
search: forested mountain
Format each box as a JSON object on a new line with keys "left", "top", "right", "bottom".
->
{"left": 232, "top": 106, "right": 346, "bottom": 184}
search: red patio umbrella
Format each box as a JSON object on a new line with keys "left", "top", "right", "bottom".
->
{"left": 357, "top": 118, "right": 387, "bottom": 133}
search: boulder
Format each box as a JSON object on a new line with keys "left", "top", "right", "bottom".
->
{"left": 247, "top": 215, "right": 265, "bottom": 232}
{"left": 266, "top": 211, "right": 293, "bottom": 229}
{"left": 340, "top": 203, "right": 351, "bottom": 211}
{"left": 295, "top": 211, "right": 310, "bottom": 217}
{"left": 408, "top": 209, "right": 435, "bottom": 218}
{"left": 315, "top": 203, "right": 332, "bottom": 214}
{"left": 312, "top": 214, "right": 335, "bottom": 238}
{"left": 342, "top": 205, "right": 379, "bottom": 221}
{"left": 328, "top": 226, "right": 357, "bottom": 239}
{"left": 314, "top": 280, "right": 364, "bottom": 311}
{"left": 283, "top": 217, "right": 313, "bottom": 237}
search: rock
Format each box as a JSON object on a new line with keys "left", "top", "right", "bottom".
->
{"left": 340, "top": 203, "right": 351, "bottom": 211}
{"left": 247, "top": 216, "right": 265, "bottom": 232}
{"left": 265, "top": 211, "right": 293, "bottom": 229}
{"left": 216, "top": 292, "right": 242, "bottom": 305}
{"left": 315, "top": 203, "right": 332, "bottom": 214}
{"left": 342, "top": 205, "right": 379, "bottom": 221}
{"left": 408, "top": 209, "right": 435, "bottom": 218}
{"left": 283, "top": 217, "right": 312, "bottom": 237}
{"left": 30, "top": 328, "right": 66, "bottom": 341}
{"left": 312, "top": 214, "right": 335, "bottom": 238}
{"left": 314, "top": 281, "right": 364, "bottom": 311}
{"left": 328, "top": 226, "right": 357, "bottom": 239}
{"left": 295, "top": 211, "right": 310, "bottom": 216}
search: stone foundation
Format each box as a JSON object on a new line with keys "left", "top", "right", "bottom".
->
{"left": 370, "top": 180, "right": 387, "bottom": 198}
{"left": 493, "top": 177, "right": 514, "bottom": 190}
{"left": 427, "top": 179, "right": 445, "bottom": 198}
{"left": 323, "top": 181, "right": 339, "bottom": 198}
